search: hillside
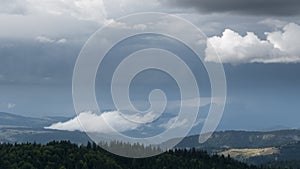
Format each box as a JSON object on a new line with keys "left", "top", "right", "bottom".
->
{"left": 218, "top": 141, "right": 300, "bottom": 165}
{"left": 244, "top": 141, "right": 300, "bottom": 165}
{"left": 219, "top": 147, "right": 279, "bottom": 161}
{"left": 162, "top": 130, "right": 300, "bottom": 166}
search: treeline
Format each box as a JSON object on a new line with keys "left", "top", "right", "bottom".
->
{"left": 0, "top": 141, "right": 284, "bottom": 169}
{"left": 98, "top": 140, "right": 163, "bottom": 157}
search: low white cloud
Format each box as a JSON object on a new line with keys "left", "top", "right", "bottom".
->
{"left": 45, "top": 111, "right": 157, "bottom": 133}
{"left": 36, "top": 36, "right": 55, "bottom": 43}
{"left": 36, "top": 36, "right": 67, "bottom": 44}
{"left": 181, "top": 97, "right": 224, "bottom": 107}
{"left": 167, "top": 97, "right": 224, "bottom": 111}
{"left": 41, "top": 97, "right": 222, "bottom": 137}
{"left": 0, "top": 102, "right": 16, "bottom": 111}
{"left": 159, "top": 116, "right": 198, "bottom": 130}
{"left": 8, "top": 103, "right": 16, "bottom": 109}
{"left": 56, "top": 38, "right": 67, "bottom": 44}
{"left": 205, "top": 22, "right": 300, "bottom": 64}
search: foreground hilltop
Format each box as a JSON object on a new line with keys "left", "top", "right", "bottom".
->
{"left": 0, "top": 141, "right": 269, "bottom": 169}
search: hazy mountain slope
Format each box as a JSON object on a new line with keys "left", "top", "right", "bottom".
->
{"left": 163, "top": 130, "right": 300, "bottom": 151}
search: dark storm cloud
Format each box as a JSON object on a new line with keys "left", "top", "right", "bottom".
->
{"left": 0, "top": 39, "right": 81, "bottom": 85}
{"left": 161, "top": 0, "right": 300, "bottom": 16}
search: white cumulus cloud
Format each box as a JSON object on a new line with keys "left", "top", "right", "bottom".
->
{"left": 35, "top": 36, "right": 55, "bottom": 43}
{"left": 267, "top": 23, "right": 300, "bottom": 57}
{"left": 205, "top": 23, "right": 300, "bottom": 64}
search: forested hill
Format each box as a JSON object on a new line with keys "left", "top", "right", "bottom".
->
{"left": 0, "top": 141, "right": 272, "bottom": 169}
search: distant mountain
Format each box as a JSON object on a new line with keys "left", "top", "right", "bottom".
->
{"left": 0, "top": 112, "right": 90, "bottom": 144}
{"left": 260, "top": 125, "right": 293, "bottom": 131}
{"left": 0, "top": 112, "right": 69, "bottom": 129}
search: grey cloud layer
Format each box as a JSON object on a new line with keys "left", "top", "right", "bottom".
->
{"left": 0, "top": 0, "right": 27, "bottom": 15}
{"left": 161, "top": 0, "right": 300, "bottom": 16}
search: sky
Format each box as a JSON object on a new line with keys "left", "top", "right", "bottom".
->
{"left": 0, "top": 0, "right": 300, "bottom": 135}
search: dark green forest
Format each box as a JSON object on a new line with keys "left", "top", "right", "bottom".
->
{"left": 0, "top": 141, "right": 286, "bottom": 169}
